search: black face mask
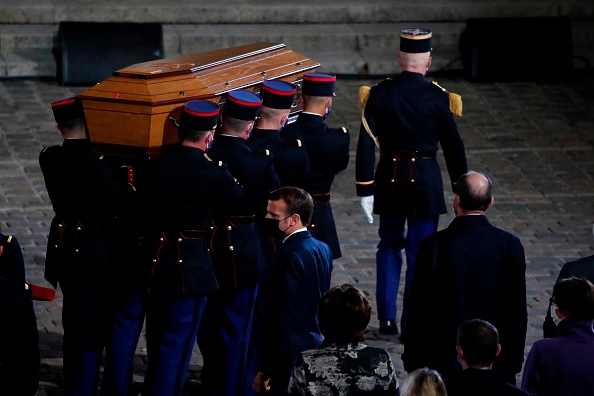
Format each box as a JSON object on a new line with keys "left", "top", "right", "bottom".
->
{"left": 261, "top": 216, "right": 291, "bottom": 240}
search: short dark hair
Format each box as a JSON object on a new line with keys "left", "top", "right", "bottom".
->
{"left": 553, "top": 277, "right": 594, "bottom": 320}
{"left": 318, "top": 284, "right": 371, "bottom": 344}
{"left": 222, "top": 115, "right": 253, "bottom": 134}
{"left": 178, "top": 127, "right": 210, "bottom": 143}
{"left": 457, "top": 319, "right": 499, "bottom": 367}
{"left": 456, "top": 170, "right": 493, "bottom": 211}
{"left": 57, "top": 118, "right": 86, "bottom": 136}
{"left": 268, "top": 187, "right": 314, "bottom": 225}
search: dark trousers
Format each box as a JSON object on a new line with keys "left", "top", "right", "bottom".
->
{"left": 144, "top": 293, "right": 207, "bottom": 396}
{"left": 198, "top": 285, "right": 259, "bottom": 396}
{"left": 376, "top": 215, "right": 438, "bottom": 334}
{"left": 100, "top": 288, "right": 146, "bottom": 396}
{"left": 62, "top": 287, "right": 111, "bottom": 396}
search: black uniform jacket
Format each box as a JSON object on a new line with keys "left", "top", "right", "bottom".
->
{"left": 207, "top": 135, "right": 281, "bottom": 289}
{"left": 356, "top": 72, "right": 467, "bottom": 217}
{"left": 248, "top": 128, "right": 310, "bottom": 189}
{"left": 282, "top": 113, "right": 349, "bottom": 259}
{"left": 39, "top": 139, "right": 122, "bottom": 290}
{"left": 0, "top": 234, "right": 39, "bottom": 396}
{"left": 145, "top": 144, "right": 244, "bottom": 296}
{"left": 247, "top": 128, "right": 310, "bottom": 264}
{"left": 403, "top": 215, "right": 527, "bottom": 383}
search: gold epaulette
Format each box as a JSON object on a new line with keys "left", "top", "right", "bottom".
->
{"left": 265, "top": 149, "right": 270, "bottom": 156}
{"left": 99, "top": 154, "right": 105, "bottom": 160}
{"left": 7, "top": 235, "right": 12, "bottom": 243}
{"left": 218, "top": 161, "right": 223, "bottom": 167}
{"left": 296, "top": 139, "right": 302, "bottom": 148}
{"left": 340, "top": 127, "right": 348, "bottom": 134}
{"left": 41, "top": 146, "right": 49, "bottom": 153}
{"left": 432, "top": 81, "right": 463, "bottom": 117}
{"left": 358, "top": 86, "right": 371, "bottom": 108}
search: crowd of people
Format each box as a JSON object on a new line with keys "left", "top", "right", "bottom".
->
{"left": 2, "top": 26, "right": 594, "bottom": 396}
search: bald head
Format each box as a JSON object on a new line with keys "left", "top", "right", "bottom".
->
{"left": 397, "top": 52, "right": 432, "bottom": 74}
{"left": 455, "top": 171, "right": 493, "bottom": 214}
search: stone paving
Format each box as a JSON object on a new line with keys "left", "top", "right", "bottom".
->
{"left": 0, "top": 70, "right": 593, "bottom": 394}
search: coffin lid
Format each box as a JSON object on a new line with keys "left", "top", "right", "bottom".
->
{"left": 78, "top": 42, "right": 319, "bottom": 107}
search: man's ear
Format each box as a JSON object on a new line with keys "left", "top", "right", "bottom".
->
{"left": 487, "top": 197, "right": 494, "bottom": 210}
{"left": 495, "top": 343, "right": 502, "bottom": 357}
{"left": 427, "top": 56, "right": 432, "bottom": 69}
{"left": 456, "top": 345, "right": 464, "bottom": 360}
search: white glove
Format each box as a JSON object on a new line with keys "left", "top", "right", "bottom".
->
{"left": 360, "top": 196, "right": 374, "bottom": 224}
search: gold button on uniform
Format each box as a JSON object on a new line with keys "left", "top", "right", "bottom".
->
{"left": 227, "top": 226, "right": 232, "bottom": 231}
{"left": 411, "top": 179, "right": 415, "bottom": 183}
{"left": 411, "top": 158, "right": 416, "bottom": 162}
{"left": 178, "top": 259, "right": 183, "bottom": 263}
{"left": 391, "top": 179, "right": 395, "bottom": 183}
{"left": 229, "top": 246, "right": 234, "bottom": 251}
{"left": 74, "top": 249, "right": 79, "bottom": 253}
{"left": 177, "top": 238, "right": 182, "bottom": 242}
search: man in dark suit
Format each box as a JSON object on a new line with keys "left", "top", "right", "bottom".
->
{"left": 282, "top": 73, "right": 349, "bottom": 260}
{"left": 142, "top": 99, "right": 244, "bottom": 396}
{"left": 402, "top": 171, "right": 527, "bottom": 386}
{"left": 198, "top": 90, "right": 281, "bottom": 396}
{"left": 253, "top": 187, "right": 333, "bottom": 395}
{"left": 449, "top": 319, "right": 529, "bottom": 396}
{"left": 40, "top": 97, "right": 123, "bottom": 396}
{"left": 356, "top": 28, "right": 467, "bottom": 336}
{"left": 0, "top": 229, "right": 40, "bottom": 396}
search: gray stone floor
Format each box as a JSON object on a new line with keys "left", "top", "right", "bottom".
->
{"left": 1, "top": 70, "right": 593, "bottom": 394}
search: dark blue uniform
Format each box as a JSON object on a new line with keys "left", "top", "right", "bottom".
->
{"left": 0, "top": 234, "right": 39, "bottom": 396}
{"left": 40, "top": 138, "right": 122, "bottom": 396}
{"left": 248, "top": 128, "right": 310, "bottom": 263}
{"left": 100, "top": 157, "right": 149, "bottom": 396}
{"left": 258, "top": 230, "right": 333, "bottom": 394}
{"left": 143, "top": 144, "right": 244, "bottom": 396}
{"left": 355, "top": 72, "right": 467, "bottom": 334}
{"left": 282, "top": 113, "right": 349, "bottom": 259}
{"left": 198, "top": 134, "right": 281, "bottom": 396}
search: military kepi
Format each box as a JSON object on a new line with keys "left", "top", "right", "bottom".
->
{"left": 224, "top": 90, "right": 262, "bottom": 121}
{"left": 400, "top": 28, "right": 432, "bottom": 53}
{"left": 260, "top": 80, "right": 297, "bottom": 109}
{"left": 179, "top": 100, "right": 220, "bottom": 132}
{"left": 51, "top": 97, "right": 85, "bottom": 124}
{"left": 302, "top": 73, "right": 336, "bottom": 97}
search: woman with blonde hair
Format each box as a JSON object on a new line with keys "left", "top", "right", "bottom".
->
{"left": 400, "top": 368, "right": 447, "bottom": 396}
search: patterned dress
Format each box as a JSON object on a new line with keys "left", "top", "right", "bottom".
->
{"left": 288, "top": 342, "right": 399, "bottom": 395}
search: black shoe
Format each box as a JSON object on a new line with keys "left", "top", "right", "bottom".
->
{"left": 379, "top": 320, "right": 399, "bottom": 335}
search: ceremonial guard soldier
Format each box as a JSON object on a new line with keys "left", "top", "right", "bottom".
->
{"left": 282, "top": 73, "right": 350, "bottom": 259}
{"left": 356, "top": 28, "right": 467, "bottom": 338}
{"left": 142, "top": 100, "right": 244, "bottom": 396}
{"left": 248, "top": 79, "right": 310, "bottom": 262}
{"left": 198, "top": 89, "right": 281, "bottom": 396}
{"left": 40, "top": 97, "right": 122, "bottom": 396}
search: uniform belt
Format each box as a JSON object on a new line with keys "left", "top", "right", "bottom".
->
{"left": 310, "top": 193, "right": 331, "bottom": 204}
{"left": 381, "top": 150, "right": 436, "bottom": 159}
{"left": 162, "top": 229, "right": 206, "bottom": 239}
{"left": 212, "top": 215, "right": 256, "bottom": 224}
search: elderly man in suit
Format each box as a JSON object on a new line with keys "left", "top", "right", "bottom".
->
{"left": 403, "top": 171, "right": 527, "bottom": 386}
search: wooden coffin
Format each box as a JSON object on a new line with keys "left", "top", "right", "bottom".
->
{"left": 78, "top": 42, "right": 319, "bottom": 157}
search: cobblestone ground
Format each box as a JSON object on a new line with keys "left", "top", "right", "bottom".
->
{"left": 0, "top": 71, "right": 593, "bottom": 394}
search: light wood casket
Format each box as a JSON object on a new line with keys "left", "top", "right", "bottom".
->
{"left": 78, "top": 42, "right": 319, "bottom": 157}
